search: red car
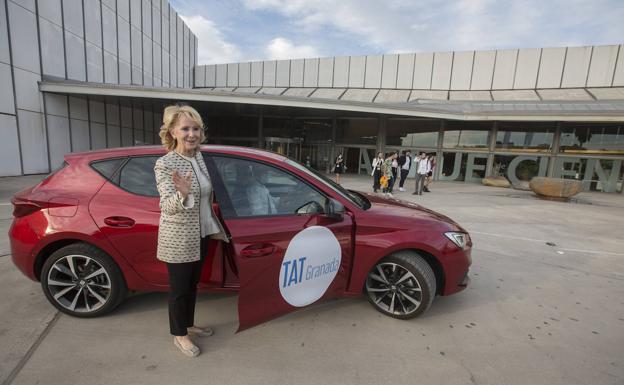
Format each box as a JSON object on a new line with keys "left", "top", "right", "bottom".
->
{"left": 9, "top": 146, "right": 471, "bottom": 330}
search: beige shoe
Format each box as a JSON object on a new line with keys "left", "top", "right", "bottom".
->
{"left": 188, "top": 326, "right": 214, "bottom": 337}
{"left": 173, "top": 337, "right": 200, "bottom": 357}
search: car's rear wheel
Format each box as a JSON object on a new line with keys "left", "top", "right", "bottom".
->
{"left": 41, "top": 243, "right": 127, "bottom": 317}
{"left": 365, "top": 251, "right": 436, "bottom": 319}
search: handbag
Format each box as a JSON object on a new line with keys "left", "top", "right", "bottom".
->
{"left": 380, "top": 175, "right": 388, "bottom": 188}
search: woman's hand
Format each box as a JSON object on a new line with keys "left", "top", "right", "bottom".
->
{"left": 172, "top": 170, "right": 192, "bottom": 199}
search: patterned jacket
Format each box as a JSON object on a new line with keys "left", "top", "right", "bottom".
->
{"left": 154, "top": 150, "right": 229, "bottom": 263}
{"left": 381, "top": 158, "right": 394, "bottom": 179}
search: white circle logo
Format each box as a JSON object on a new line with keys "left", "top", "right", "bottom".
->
{"left": 279, "top": 226, "right": 342, "bottom": 307}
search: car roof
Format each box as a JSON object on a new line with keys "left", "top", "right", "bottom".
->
{"left": 65, "top": 145, "right": 289, "bottom": 163}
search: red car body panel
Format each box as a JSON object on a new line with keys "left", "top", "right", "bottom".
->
{"left": 345, "top": 194, "right": 472, "bottom": 296}
{"left": 9, "top": 145, "right": 471, "bottom": 329}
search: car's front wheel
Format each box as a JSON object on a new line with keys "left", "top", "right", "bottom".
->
{"left": 41, "top": 243, "right": 127, "bottom": 317}
{"left": 365, "top": 251, "right": 436, "bottom": 319}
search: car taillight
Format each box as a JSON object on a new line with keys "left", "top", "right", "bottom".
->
{"left": 13, "top": 203, "right": 41, "bottom": 218}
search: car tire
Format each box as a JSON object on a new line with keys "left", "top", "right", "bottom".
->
{"left": 41, "top": 243, "right": 127, "bottom": 317}
{"left": 365, "top": 251, "right": 436, "bottom": 319}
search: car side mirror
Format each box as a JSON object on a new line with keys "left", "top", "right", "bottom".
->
{"left": 295, "top": 201, "right": 324, "bottom": 215}
{"left": 325, "top": 198, "right": 345, "bottom": 220}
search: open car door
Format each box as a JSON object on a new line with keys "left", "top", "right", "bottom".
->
{"left": 205, "top": 154, "right": 354, "bottom": 331}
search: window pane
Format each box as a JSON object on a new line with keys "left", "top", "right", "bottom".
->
{"left": 264, "top": 117, "right": 293, "bottom": 138}
{"left": 295, "top": 118, "right": 332, "bottom": 143}
{"left": 443, "top": 121, "right": 491, "bottom": 149}
{"left": 495, "top": 122, "right": 554, "bottom": 152}
{"left": 91, "top": 158, "right": 125, "bottom": 179}
{"left": 386, "top": 119, "right": 439, "bottom": 148}
{"left": 216, "top": 138, "right": 259, "bottom": 147}
{"left": 560, "top": 123, "right": 624, "bottom": 155}
{"left": 118, "top": 156, "right": 159, "bottom": 196}
{"left": 206, "top": 116, "right": 258, "bottom": 139}
{"left": 211, "top": 156, "right": 327, "bottom": 217}
{"left": 336, "top": 118, "right": 378, "bottom": 145}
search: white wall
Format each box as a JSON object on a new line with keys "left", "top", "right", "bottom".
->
{"left": 0, "top": 0, "right": 196, "bottom": 176}
{"left": 194, "top": 44, "right": 624, "bottom": 93}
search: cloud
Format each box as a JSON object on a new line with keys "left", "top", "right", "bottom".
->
{"left": 179, "top": 14, "right": 241, "bottom": 64}
{"left": 242, "top": 0, "right": 624, "bottom": 54}
{"left": 265, "top": 37, "right": 320, "bottom": 60}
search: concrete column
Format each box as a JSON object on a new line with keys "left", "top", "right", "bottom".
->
{"left": 548, "top": 121, "right": 562, "bottom": 177}
{"left": 377, "top": 115, "right": 386, "bottom": 154}
{"left": 486, "top": 121, "right": 498, "bottom": 177}
{"left": 257, "top": 107, "right": 263, "bottom": 148}
{"left": 435, "top": 120, "right": 445, "bottom": 180}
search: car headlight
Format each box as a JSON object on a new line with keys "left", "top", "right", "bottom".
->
{"left": 444, "top": 232, "right": 469, "bottom": 249}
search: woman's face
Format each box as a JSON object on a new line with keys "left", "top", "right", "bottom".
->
{"left": 377, "top": 152, "right": 383, "bottom": 158}
{"left": 171, "top": 115, "right": 201, "bottom": 154}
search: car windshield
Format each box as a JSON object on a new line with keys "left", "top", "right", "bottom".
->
{"left": 284, "top": 159, "right": 370, "bottom": 210}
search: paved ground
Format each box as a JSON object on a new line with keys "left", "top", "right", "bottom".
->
{"left": 1, "top": 173, "right": 623, "bottom": 385}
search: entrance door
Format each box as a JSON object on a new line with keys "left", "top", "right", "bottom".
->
{"left": 206, "top": 154, "right": 354, "bottom": 330}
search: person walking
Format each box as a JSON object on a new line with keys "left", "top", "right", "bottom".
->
{"left": 424, "top": 154, "right": 436, "bottom": 192}
{"left": 333, "top": 154, "right": 345, "bottom": 184}
{"left": 413, "top": 152, "right": 430, "bottom": 195}
{"left": 397, "top": 150, "right": 412, "bottom": 191}
{"left": 155, "top": 104, "right": 229, "bottom": 358}
{"left": 371, "top": 151, "right": 384, "bottom": 193}
{"left": 381, "top": 152, "right": 396, "bottom": 197}
{"left": 388, "top": 152, "right": 399, "bottom": 193}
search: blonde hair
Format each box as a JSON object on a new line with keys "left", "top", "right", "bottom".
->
{"left": 159, "top": 104, "right": 206, "bottom": 151}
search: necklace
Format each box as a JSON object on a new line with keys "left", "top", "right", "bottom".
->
{"left": 175, "top": 149, "right": 196, "bottom": 157}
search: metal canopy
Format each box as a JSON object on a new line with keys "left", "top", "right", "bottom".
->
{"left": 39, "top": 80, "right": 624, "bottom": 122}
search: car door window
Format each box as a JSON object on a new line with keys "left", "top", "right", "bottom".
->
{"left": 211, "top": 156, "right": 327, "bottom": 218}
{"left": 90, "top": 158, "right": 126, "bottom": 180}
{"left": 116, "top": 156, "right": 159, "bottom": 197}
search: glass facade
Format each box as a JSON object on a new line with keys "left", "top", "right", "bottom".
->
{"left": 264, "top": 117, "right": 294, "bottom": 138}
{"left": 440, "top": 152, "right": 488, "bottom": 182}
{"left": 560, "top": 123, "right": 624, "bottom": 155}
{"left": 386, "top": 119, "right": 439, "bottom": 148}
{"left": 295, "top": 119, "right": 332, "bottom": 143}
{"left": 496, "top": 122, "right": 555, "bottom": 152}
{"left": 443, "top": 121, "right": 491, "bottom": 149}
{"left": 206, "top": 116, "right": 258, "bottom": 139}
{"left": 197, "top": 104, "right": 623, "bottom": 193}
{"left": 336, "top": 118, "right": 378, "bottom": 145}
{"left": 492, "top": 155, "right": 549, "bottom": 184}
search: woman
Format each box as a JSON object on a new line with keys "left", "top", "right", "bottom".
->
{"left": 389, "top": 151, "right": 399, "bottom": 194}
{"left": 371, "top": 152, "right": 384, "bottom": 193}
{"left": 333, "top": 154, "right": 345, "bottom": 184}
{"left": 155, "top": 104, "right": 229, "bottom": 357}
{"left": 424, "top": 154, "right": 436, "bottom": 192}
{"left": 382, "top": 152, "right": 397, "bottom": 197}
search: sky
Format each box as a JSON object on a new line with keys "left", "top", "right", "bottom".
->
{"left": 170, "top": 0, "right": 624, "bottom": 65}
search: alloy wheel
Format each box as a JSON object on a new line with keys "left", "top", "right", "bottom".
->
{"left": 46, "top": 254, "right": 112, "bottom": 313}
{"left": 366, "top": 262, "right": 423, "bottom": 316}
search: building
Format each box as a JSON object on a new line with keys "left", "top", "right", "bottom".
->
{"left": 1, "top": 1, "right": 623, "bottom": 192}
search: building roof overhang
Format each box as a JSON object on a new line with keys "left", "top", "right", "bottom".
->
{"left": 39, "top": 80, "right": 624, "bottom": 122}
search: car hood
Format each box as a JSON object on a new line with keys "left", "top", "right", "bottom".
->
{"left": 359, "top": 192, "right": 467, "bottom": 232}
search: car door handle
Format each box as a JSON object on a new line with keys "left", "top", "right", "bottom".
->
{"left": 240, "top": 244, "right": 276, "bottom": 258}
{"left": 104, "top": 216, "right": 136, "bottom": 227}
